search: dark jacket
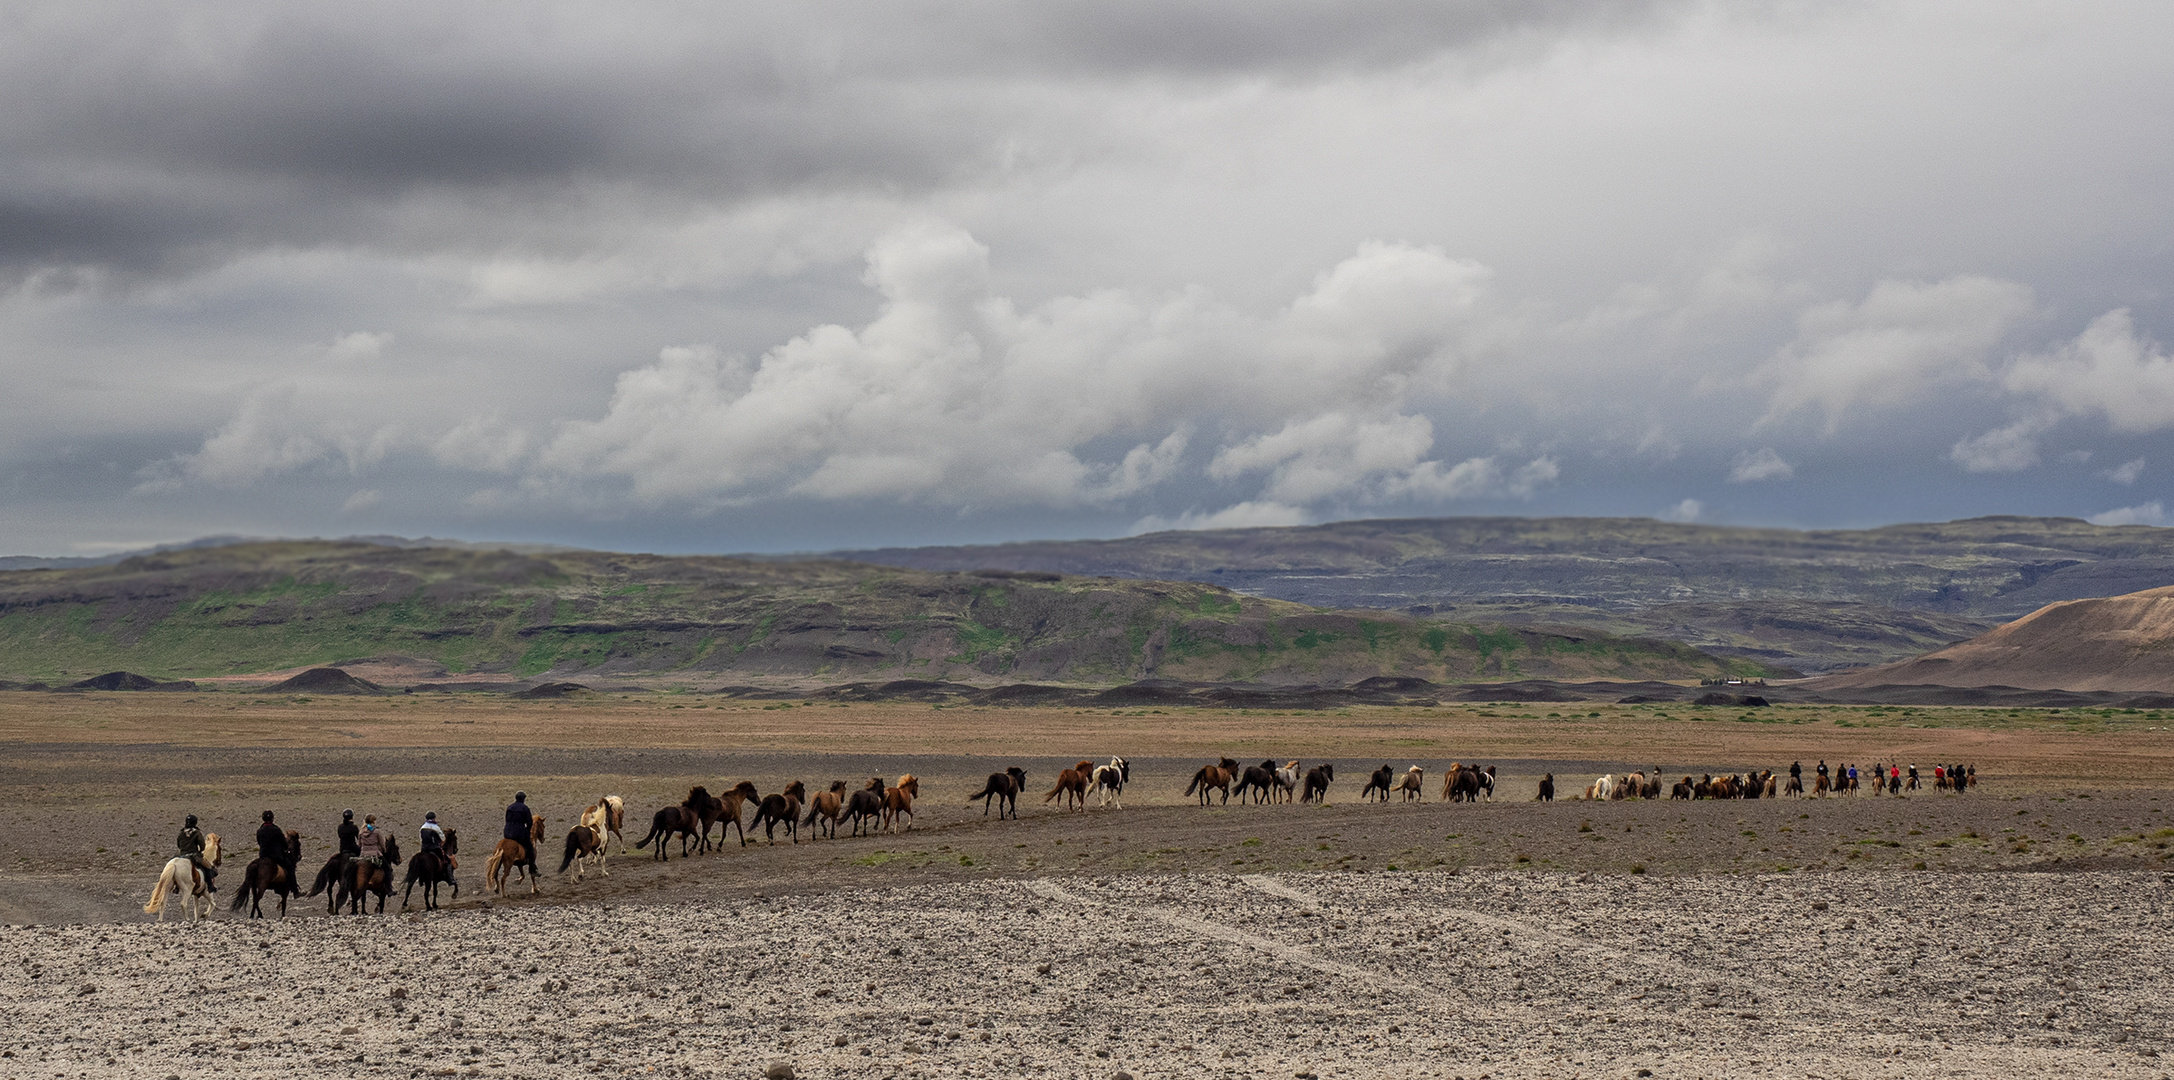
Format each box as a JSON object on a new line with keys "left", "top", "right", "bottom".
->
{"left": 504, "top": 800, "right": 533, "bottom": 842}
{"left": 256, "top": 821, "right": 289, "bottom": 863}
{"left": 337, "top": 820, "right": 361, "bottom": 857}
{"left": 177, "top": 827, "right": 205, "bottom": 857}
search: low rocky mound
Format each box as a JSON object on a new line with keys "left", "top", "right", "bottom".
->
{"left": 262, "top": 667, "right": 386, "bottom": 694}
{"left": 64, "top": 671, "right": 195, "bottom": 691}
{"left": 1815, "top": 584, "right": 2174, "bottom": 693}
{"left": 511, "top": 681, "right": 594, "bottom": 699}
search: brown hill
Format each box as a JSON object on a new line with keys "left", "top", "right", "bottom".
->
{"left": 1813, "top": 585, "right": 2174, "bottom": 693}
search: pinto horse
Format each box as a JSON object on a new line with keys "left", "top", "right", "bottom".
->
{"left": 339, "top": 835, "right": 403, "bottom": 915}
{"left": 1091, "top": 758, "right": 1130, "bottom": 808}
{"left": 488, "top": 815, "right": 545, "bottom": 893}
{"left": 1271, "top": 760, "right": 1302, "bottom": 803}
{"left": 1184, "top": 758, "right": 1239, "bottom": 806}
{"left": 145, "top": 832, "right": 221, "bottom": 922}
{"left": 402, "top": 830, "right": 459, "bottom": 911}
{"left": 970, "top": 767, "right": 1027, "bottom": 819}
{"left": 235, "top": 829, "right": 302, "bottom": 919}
{"left": 557, "top": 824, "right": 607, "bottom": 882}
{"left": 634, "top": 804, "right": 699, "bottom": 861}
{"left": 1043, "top": 761, "right": 1093, "bottom": 812}
{"left": 803, "top": 780, "right": 848, "bottom": 839}
{"left": 751, "top": 781, "right": 805, "bottom": 844}
{"left": 884, "top": 774, "right": 919, "bottom": 832}
{"left": 580, "top": 796, "right": 629, "bottom": 854}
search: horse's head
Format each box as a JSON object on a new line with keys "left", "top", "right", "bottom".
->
{"left": 204, "top": 832, "right": 222, "bottom": 865}
{"left": 443, "top": 829, "right": 458, "bottom": 854}
{"left": 384, "top": 835, "right": 402, "bottom": 864}
{"left": 783, "top": 780, "right": 805, "bottom": 799}
{"left": 531, "top": 815, "right": 546, "bottom": 840}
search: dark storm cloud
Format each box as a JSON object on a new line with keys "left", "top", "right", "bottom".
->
{"left": 0, "top": 1, "right": 1666, "bottom": 277}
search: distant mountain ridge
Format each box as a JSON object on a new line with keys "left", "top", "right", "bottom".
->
{"left": 835, "top": 515, "right": 2174, "bottom": 672}
{"left": 1814, "top": 585, "right": 2174, "bottom": 693}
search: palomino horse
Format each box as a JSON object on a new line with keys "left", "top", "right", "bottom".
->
{"left": 488, "top": 815, "right": 545, "bottom": 894}
{"left": 402, "top": 830, "right": 459, "bottom": 911}
{"left": 803, "top": 780, "right": 848, "bottom": 839}
{"left": 578, "top": 795, "right": 628, "bottom": 854}
{"left": 1396, "top": 766, "right": 1426, "bottom": 801}
{"left": 145, "top": 832, "right": 221, "bottom": 922}
{"left": 750, "top": 781, "right": 805, "bottom": 844}
{"left": 845, "top": 778, "right": 886, "bottom": 837}
{"left": 339, "top": 835, "right": 403, "bottom": 915}
{"left": 884, "top": 774, "right": 919, "bottom": 832}
{"left": 1043, "top": 761, "right": 1093, "bottom": 812}
{"left": 1184, "top": 758, "right": 1238, "bottom": 806}
{"left": 557, "top": 824, "right": 607, "bottom": 882}
{"left": 236, "top": 829, "right": 302, "bottom": 919}
{"left": 1090, "top": 758, "right": 1129, "bottom": 808}
{"left": 970, "top": 768, "right": 1027, "bottom": 819}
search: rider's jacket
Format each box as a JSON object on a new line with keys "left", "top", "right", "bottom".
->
{"left": 504, "top": 801, "right": 533, "bottom": 842}
{"left": 337, "top": 820, "right": 361, "bottom": 857}
{"left": 256, "top": 821, "right": 290, "bottom": 863}
{"left": 355, "top": 827, "right": 385, "bottom": 860}
{"left": 177, "top": 826, "right": 205, "bottom": 857}
{"left": 419, "top": 822, "right": 445, "bottom": 851}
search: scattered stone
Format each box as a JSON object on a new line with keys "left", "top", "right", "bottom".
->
{"left": 762, "top": 1062, "right": 794, "bottom": 1080}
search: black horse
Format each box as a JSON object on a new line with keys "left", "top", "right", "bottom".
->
{"left": 1537, "top": 773, "right": 1556, "bottom": 802}
{"left": 309, "top": 852, "right": 351, "bottom": 914}
{"left": 968, "top": 767, "right": 1027, "bottom": 819}
{"left": 1300, "top": 763, "right": 1335, "bottom": 803}
{"left": 402, "top": 829, "right": 459, "bottom": 911}
{"left": 232, "top": 829, "right": 303, "bottom": 919}
{"left": 1362, "top": 765, "right": 1394, "bottom": 802}
{"left": 749, "top": 781, "right": 805, "bottom": 844}
{"left": 1233, "top": 760, "right": 1279, "bottom": 805}
{"left": 634, "top": 805, "right": 702, "bottom": 861}
{"left": 845, "top": 778, "right": 887, "bottom": 837}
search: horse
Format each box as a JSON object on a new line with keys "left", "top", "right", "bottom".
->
{"left": 309, "top": 850, "right": 352, "bottom": 914}
{"left": 1300, "top": 763, "right": 1334, "bottom": 803}
{"left": 1397, "top": 766, "right": 1426, "bottom": 801}
{"left": 339, "top": 835, "right": 403, "bottom": 915}
{"left": 579, "top": 795, "right": 628, "bottom": 854}
{"left": 884, "top": 774, "right": 919, "bottom": 831}
{"left": 1233, "top": 760, "right": 1279, "bottom": 805}
{"left": 1091, "top": 758, "right": 1130, "bottom": 808}
{"left": 1784, "top": 773, "right": 1804, "bottom": 796}
{"left": 634, "top": 804, "right": 699, "bottom": 861}
{"left": 845, "top": 778, "right": 887, "bottom": 837}
{"left": 1537, "top": 773, "right": 1556, "bottom": 802}
{"left": 970, "top": 767, "right": 1027, "bottom": 819}
{"left": 1443, "top": 762, "right": 1486, "bottom": 803}
{"left": 1640, "top": 770, "right": 1662, "bottom": 800}
{"left": 715, "top": 781, "right": 760, "bottom": 846}
{"left": 1619, "top": 772, "right": 1646, "bottom": 801}
{"left": 803, "top": 780, "right": 848, "bottom": 839}
{"left": 235, "top": 829, "right": 302, "bottom": 919}
{"left": 557, "top": 824, "right": 607, "bottom": 882}
{"left": 1362, "top": 765, "right": 1394, "bottom": 802}
{"left": 1813, "top": 772, "right": 1831, "bottom": 797}
{"left": 1585, "top": 774, "right": 1616, "bottom": 801}
{"left": 402, "top": 830, "right": 460, "bottom": 911}
{"left": 682, "top": 786, "right": 726, "bottom": 853}
{"left": 1671, "top": 776, "right": 1694, "bottom": 800}
{"left": 1184, "top": 758, "right": 1239, "bottom": 806}
{"left": 488, "top": 815, "right": 545, "bottom": 892}
{"left": 1271, "top": 760, "right": 1302, "bottom": 803}
{"left": 145, "top": 832, "right": 221, "bottom": 922}
{"left": 751, "top": 781, "right": 805, "bottom": 843}
{"left": 1043, "top": 761, "right": 1093, "bottom": 812}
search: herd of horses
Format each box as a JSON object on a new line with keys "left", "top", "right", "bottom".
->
{"left": 141, "top": 753, "right": 1981, "bottom": 921}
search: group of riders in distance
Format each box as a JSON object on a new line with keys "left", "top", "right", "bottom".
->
{"left": 140, "top": 756, "right": 1979, "bottom": 922}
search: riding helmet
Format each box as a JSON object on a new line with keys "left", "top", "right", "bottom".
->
{"left": 515, "top": 791, "right": 526, "bottom": 801}
{"left": 342, "top": 809, "right": 353, "bottom": 819}
{"left": 261, "top": 810, "right": 275, "bottom": 821}
{"left": 184, "top": 814, "right": 197, "bottom": 827}
{"left": 425, "top": 812, "right": 436, "bottom": 821}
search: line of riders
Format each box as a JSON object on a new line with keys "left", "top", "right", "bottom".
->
{"left": 1553, "top": 760, "right": 1981, "bottom": 801}
{"left": 148, "top": 792, "right": 552, "bottom": 921}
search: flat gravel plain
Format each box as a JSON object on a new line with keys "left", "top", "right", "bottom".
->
{"left": 5, "top": 870, "right": 2172, "bottom": 1080}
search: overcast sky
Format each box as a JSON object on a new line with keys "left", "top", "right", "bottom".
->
{"left": 4, "top": 0, "right": 2173, "bottom": 556}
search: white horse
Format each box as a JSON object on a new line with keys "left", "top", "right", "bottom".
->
{"left": 1091, "top": 757, "right": 1131, "bottom": 808}
{"left": 1587, "top": 774, "right": 1617, "bottom": 801}
{"left": 1271, "top": 760, "right": 1302, "bottom": 803}
{"left": 580, "top": 795, "right": 627, "bottom": 854}
{"left": 144, "top": 833, "right": 221, "bottom": 922}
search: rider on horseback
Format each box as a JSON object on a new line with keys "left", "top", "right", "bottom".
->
{"left": 255, "top": 810, "right": 295, "bottom": 879}
{"left": 355, "top": 815, "right": 386, "bottom": 871}
{"left": 505, "top": 792, "right": 535, "bottom": 867}
{"left": 419, "top": 811, "right": 448, "bottom": 864}
{"left": 177, "top": 815, "right": 217, "bottom": 891}
{"left": 337, "top": 809, "right": 361, "bottom": 859}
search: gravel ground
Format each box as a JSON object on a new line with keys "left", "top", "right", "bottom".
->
{"left": 4, "top": 870, "right": 2171, "bottom": 1080}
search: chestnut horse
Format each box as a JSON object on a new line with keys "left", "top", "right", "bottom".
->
{"left": 1185, "top": 758, "right": 1239, "bottom": 806}
{"left": 803, "top": 780, "right": 848, "bottom": 839}
{"left": 488, "top": 815, "right": 545, "bottom": 892}
{"left": 1043, "top": 761, "right": 1093, "bottom": 812}
{"left": 884, "top": 774, "right": 919, "bottom": 831}
{"left": 145, "top": 832, "right": 221, "bottom": 923}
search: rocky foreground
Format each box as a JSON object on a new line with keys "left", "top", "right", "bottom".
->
{"left": 5, "top": 870, "right": 2172, "bottom": 1079}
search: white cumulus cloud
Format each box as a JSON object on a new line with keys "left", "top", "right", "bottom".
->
{"left": 1761, "top": 276, "right": 2033, "bottom": 429}
{"left": 2089, "top": 501, "right": 2168, "bottom": 527}
{"left": 1728, "top": 447, "right": 1794, "bottom": 483}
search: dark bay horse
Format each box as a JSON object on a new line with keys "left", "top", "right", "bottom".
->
{"left": 750, "top": 781, "right": 805, "bottom": 844}
{"left": 339, "top": 835, "right": 403, "bottom": 915}
{"left": 845, "top": 777, "right": 886, "bottom": 837}
{"left": 1300, "top": 763, "right": 1335, "bottom": 803}
{"left": 969, "top": 767, "right": 1027, "bottom": 819}
{"left": 634, "top": 804, "right": 700, "bottom": 861}
{"left": 402, "top": 830, "right": 459, "bottom": 911}
{"left": 235, "top": 829, "right": 302, "bottom": 919}
{"left": 1233, "top": 760, "right": 1279, "bottom": 805}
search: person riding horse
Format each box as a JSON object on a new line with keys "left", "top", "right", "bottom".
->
{"left": 337, "top": 809, "right": 361, "bottom": 858}
{"left": 355, "top": 815, "right": 387, "bottom": 872}
{"left": 420, "top": 812, "right": 449, "bottom": 863}
{"left": 505, "top": 792, "right": 535, "bottom": 867}
{"left": 177, "top": 815, "right": 217, "bottom": 892}
{"left": 256, "top": 810, "right": 296, "bottom": 880}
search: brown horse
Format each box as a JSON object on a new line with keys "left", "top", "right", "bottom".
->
{"left": 488, "top": 815, "right": 545, "bottom": 892}
{"left": 235, "top": 829, "right": 302, "bottom": 919}
{"left": 681, "top": 786, "right": 727, "bottom": 853}
{"left": 750, "top": 781, "right": 805, "bottom": 844}
{"left": 884, "top": 774, "right": 919, "bottom": 832}
{"left": 845, "top": 777, "right": 886, "bottom": 837}
{"left": 715, "top": 781, "right": 761, "bottom": 847}
{"left": 1043, "top": 761, "right": 1093, "bottom": 812}
{"left": 557, "top": 824, "right": 607, "bottom": 882}
{"left": 402, "top": 830, "right": 459, "bottom": 911}
{"left": 1184, "top": 758, "right": 1239, "bottom": 806}
{"left": 969, "top": 767, "right": 1027, "bottom": 818}
{"left": 339, "top": 835, "right": 403, "bottom": 915}
{"left": 803, "top": 781, "right": 848, "bottom": 839}
{"left": 1397, "top": 766, "right": 1426, "bottom": 801}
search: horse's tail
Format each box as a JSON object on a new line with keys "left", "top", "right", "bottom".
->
{"left": 558, "top": 832, "right": 581, "bottom": 874}
{"left": 144, "top": 867, "right": 171, "bottom": 914}
{"left": 1184, "top": 767, "right": 1207, "bottom": 796}
{"left": 966, "top": 782, "right": 994, "bottom": 805}
{"left": 633, "top": 824, "right": 657, "bottom": 850}
{"left": 227, "top": 879, "right": 251, "bottom": 911}
{"left": 306, "top": 860, "right": 338, "bottom": 898}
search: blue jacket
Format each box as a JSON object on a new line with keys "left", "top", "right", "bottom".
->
{"left": 504, "top": 800, "right": 533, "bottom": 841}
